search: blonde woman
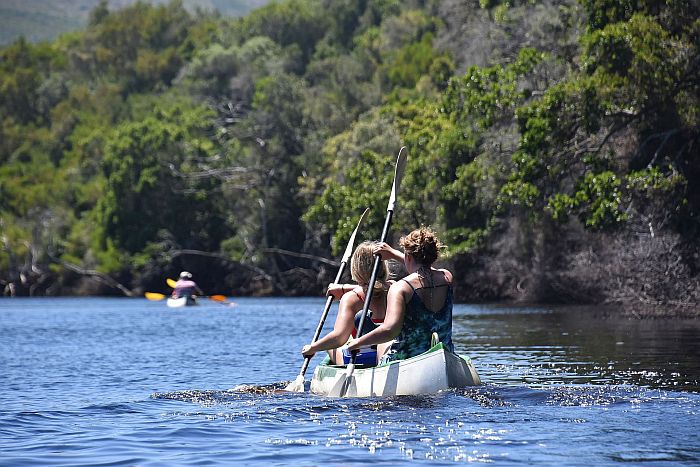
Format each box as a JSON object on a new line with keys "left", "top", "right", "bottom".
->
{"left": 301, "top": 241, "right": 392, "bottom": 365}
{"left": 347, "top": 227, "right": 454, "bottom": 362}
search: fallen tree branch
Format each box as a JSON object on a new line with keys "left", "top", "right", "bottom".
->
{"left": 170, "top": 248, "right": 274, "bottom": 282}
{"left": 262, "top": 247, "right": 340, "bottom": 267}
{"left": 51, "top": 255, "right": 133, "bottom": 296}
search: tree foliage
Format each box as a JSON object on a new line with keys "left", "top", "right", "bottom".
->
{"left": 0, "top": 0, "right": 698, "bottom": 313}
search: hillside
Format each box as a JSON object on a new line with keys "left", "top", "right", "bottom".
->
{"left": 0, "top": 0, "right": 269, "bottom": 44}
{"left": 0, "top": 0, "right": 698, "bottom": 317}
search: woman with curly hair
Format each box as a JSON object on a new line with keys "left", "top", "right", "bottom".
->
{"left": 346, "top": 226, "right": 454, "bottom": 363}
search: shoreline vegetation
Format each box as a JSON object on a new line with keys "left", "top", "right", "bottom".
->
{"left": 1, "top": 0, "right": 698, "bottom": 318}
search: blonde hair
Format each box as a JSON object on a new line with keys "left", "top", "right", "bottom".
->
{"left": 351, "top": 241, "right": 389, "bottom": 290}
{"left": 399, "top": 227, "right": 443, "bottom": 266}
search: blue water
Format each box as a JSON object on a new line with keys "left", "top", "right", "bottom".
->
{"left": 1, "top": 297, "right": 699, "bottom": 465}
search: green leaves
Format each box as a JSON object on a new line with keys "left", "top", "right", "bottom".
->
{"left": 236, "top": 0, "right": 328, "bottom": 63}
{"left": 96, "top": 97, "right": 221, "bottom": 255}
{"left": 496, "top": 2, "right": 696, "bottom": 233}
{"left": 445, "top": 47, "right": 545, "bottom": 130}
{"left": 583, "top": 13, "right": 680, "bottom": 105}
{"left": 573, "top": 171, "right": 627, "bottom": 229}
{"left": 303, "top": 110, "right": 402, "bottom": 253}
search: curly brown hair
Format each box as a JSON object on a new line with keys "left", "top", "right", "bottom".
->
{"left": 399, "top": 227, "right": 444, "bottom": 266}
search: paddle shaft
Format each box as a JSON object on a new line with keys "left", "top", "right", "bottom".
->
{"left": 330, "top": 147, "right": 406, "bottom": 397}
{"left": 352, "top": 209, "right": 394, "bottom": 362}
{"left": 298, "top": 260, "right": 349, "bottom": 377}
{"left": 351, "top": 147, "right": 406, "bottom": 367}
{"left": 332, "top": 213, "right": 393, "bottom": 397}
{"left": 294, "top": 207, "right": 369, "bottom": 383}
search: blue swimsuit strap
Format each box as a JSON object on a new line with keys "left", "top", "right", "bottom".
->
{"left": 402, "top": 272, "right": 451, "bottom": 310}
{"left": 402, "top": 270, "right": 450, "bottom": 293}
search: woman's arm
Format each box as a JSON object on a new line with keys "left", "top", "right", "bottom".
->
{"left": 374, "top": 242, "right": 404, "bottom": 262}
{"left": 301, "top": 293, "right": 358, "bottom": 356}
{"left": 346, "top": 282, "right": 408, "bottom": 350}
{"left": 326, "top": 283, "right": 357, "bottom": 300}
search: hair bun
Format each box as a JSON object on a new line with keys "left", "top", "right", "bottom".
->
{"left": 399, "top": 226, "right": 442, "bottom": 266}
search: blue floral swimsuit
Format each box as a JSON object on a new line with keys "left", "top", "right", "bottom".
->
{"left": 383, "top": 279, "right": 454, "bottom": 362}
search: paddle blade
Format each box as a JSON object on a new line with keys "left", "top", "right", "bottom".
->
{"left": 387, "top": 146, "right": 407, "bottom": 212}
{"left": 208, "top": 295, "right": 237, "bottom": 307}
{"left": 166, "top": 278, "right": 177, "bottom": 288}
{"left": 145, "top": 292, "right": 166, "bottom": 301}
{"left": 284, "top": 374, "right": 306, "bottom": 393}
{"left": 328, "top": 363, "right": 355, "bottom": 397}
{"left": 340, "top": 208, "right": 369, "bottom": 264}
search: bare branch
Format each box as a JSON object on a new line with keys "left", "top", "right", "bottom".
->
{"left": 262, "top": 247, "right": 340, "bottom": 267}
{"left": 169, "top": 248, "right": 274, "bottom": 282}
{"left": 50, "top": 255, "right": 133, "bottom": 296}
{"left": 167, "top": 163, "right": 253, "bottom": 182}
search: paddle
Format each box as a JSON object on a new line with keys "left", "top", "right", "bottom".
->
{"left": 145, "top": 292, "right": 167, "bottom": 300}
{"left": 329, "top": 146, "right": 408, "bottom": 398}
{"left": 284, "top": 207, "right": 370, "bottom": 393}
{"left": 208, "top": 294, "right": 237, "bottom": 307}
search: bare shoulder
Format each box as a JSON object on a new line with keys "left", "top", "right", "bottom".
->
{"left": 389, "top": 278, "right": 413, "bottom": 298}
{"left": 340, "top": 286, "right": 363, "bottom": 307}
{"left": 437, "top": 268, "right": 453, "bottom": 283}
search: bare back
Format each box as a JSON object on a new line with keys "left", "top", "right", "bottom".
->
{"left": 402, "top": 268, "right": 452, "bottom": 312}
{"left": 384, "top": 267, "right": 455, "bottom": 360}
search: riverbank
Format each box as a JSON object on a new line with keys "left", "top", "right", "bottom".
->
{"left": 3, "top": 237, "right": 699, "bottom": 319}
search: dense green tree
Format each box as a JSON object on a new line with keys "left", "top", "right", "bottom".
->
{"left": 96, "top": 97, "right": 224, "bottom": 257}
{"left": 0, "top": 38, "right": 59, "bottom": 125}
{"left": 0, "top": 0, "right": 697, "bottom": 312}
{"left": 503, "top": 2, "right": 699, "bottom": 234}
{"left": 235, "top": 0, "right": 328, "bottom": 64}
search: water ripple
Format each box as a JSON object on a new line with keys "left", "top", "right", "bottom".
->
{"left": 2, "top": 298, "right": 699, "bottom": 465}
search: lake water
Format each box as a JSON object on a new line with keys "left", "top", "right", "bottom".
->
{"left": 1, "top": 297, "right": 699, "bottom": 465}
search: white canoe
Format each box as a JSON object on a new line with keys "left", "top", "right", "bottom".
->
{"left": 166, "top": 296, "right": 197, "bottom": 308}
{"left": 310, "top": 342, "right": 481, "bottom": 397}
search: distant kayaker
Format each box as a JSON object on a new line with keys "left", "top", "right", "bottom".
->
{"left": 300, "top": 241, "right": 394, "bottom": 365}
{"left": 346, "top": 227, "right": 454, "bottom": 363}
{"left": 172, "top": 271, "right": 203, "bottom": 298}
